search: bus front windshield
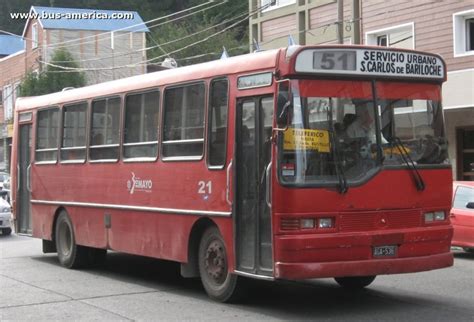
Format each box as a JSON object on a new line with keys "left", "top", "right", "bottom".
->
{"left": 278, "top": 79, "right": 447, "bottom": 186}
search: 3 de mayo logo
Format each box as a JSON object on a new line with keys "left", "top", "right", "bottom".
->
{"left": 127, "top": 172, "right": 153, "bottom": 194}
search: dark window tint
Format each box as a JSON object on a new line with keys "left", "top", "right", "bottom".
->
{"left": 467, "top": 18, "right": 474, "bottom": 51}
{"left": 61, "top": 102, "right": 87, "bottom": 161}
{"left": 124, "top": 90, "right": 159, "bottom": 159}
{"left": 453, "top": 186, "right": 474, "bottom": 210}
{"left": 90, "top": 97, "right": 121, "bottom": 160}
{"left": 36, "top": 108, "right": 59, "bottom": 162}
{"left": 208, "top": 79, "right": 228, "bottom": 167}
{"left": 163, "top": 83, "right": 205, "bottom": 158}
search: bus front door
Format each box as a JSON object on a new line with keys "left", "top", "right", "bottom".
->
{"left": 17, "top": 124, "right": 32, "bottom": 234}
{"left": 235, "top": 96, "right": 273, "bottom": 277}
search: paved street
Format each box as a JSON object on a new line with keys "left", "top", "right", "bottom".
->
{"left": 1, "top": 233, "right": 473, "bottom": 321}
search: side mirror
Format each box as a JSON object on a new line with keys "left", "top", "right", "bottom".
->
{"left": 466, "top": 202, "right": 474, "bottom": 209}
{"left": 276, "top": 81, "right": 293, "bottom": 130}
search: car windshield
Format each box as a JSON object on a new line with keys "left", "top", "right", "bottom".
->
{"left": 278, "top": 79, "right": 448, "bottom": 187}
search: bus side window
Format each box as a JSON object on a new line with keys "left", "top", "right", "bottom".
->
{"left": 208, "top": 79, "right": 229, "bottom": 168}
{"left": 90, "top": 97, "right": 121, "bottom": 161}
{"left": 162, "top": 83, "right": 205, "bottom": 159}
{"left": 123, "top": 90, "right": 159, "bottom": 160}
{"left": 61, "top": 102, "right": 87, "bottom": 161}
{"left": 36, "top": 107, "right": 59, "bottom": 162}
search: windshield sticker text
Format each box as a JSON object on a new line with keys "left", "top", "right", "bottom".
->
{"left": 283, "top": 128, "right": 330, "bottom": 152}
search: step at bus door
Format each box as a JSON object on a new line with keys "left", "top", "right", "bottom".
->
{"left": 17, "top": 124, "right": 32, "bottom": 234}
{"left": 235, "top": 96, "right": 274, "bottom": 277}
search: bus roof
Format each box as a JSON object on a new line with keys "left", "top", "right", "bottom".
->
{"left": 16, "top": 48, "right": 281, "bottom": 111}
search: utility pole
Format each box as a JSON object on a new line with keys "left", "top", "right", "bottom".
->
{"left": 337, "top": 0, "right": 344, "bottom": 44}
{"left": 352, "top": 0, "right": 361, "bottom": 44}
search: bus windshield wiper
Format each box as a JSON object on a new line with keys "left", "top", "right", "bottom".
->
{"left": 330, "top": 130, "right": 348, "bottom": 194}
{"left": 393, "top": 136, "right": 425, "bottom": 191}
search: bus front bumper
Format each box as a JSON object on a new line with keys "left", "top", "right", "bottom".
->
{"left": 275, "top": 252, "right": 453, "bottom": 280}
{"left": 273, "top": 226, "right": 453, "bottom": 280}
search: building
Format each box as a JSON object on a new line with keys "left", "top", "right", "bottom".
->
{"left": 0, "top": 34, "right": 25, "bottom": 170}
{"left": 0, "top": 6, "right": 150, "bottom": 171}
{"left": 249, "top": 0, "right": 474, "bottom": 180}
{"left": 21, "top": 6, "right": 149, "bottom": 85}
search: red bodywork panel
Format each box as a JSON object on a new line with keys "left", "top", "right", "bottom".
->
{"left": 271, "top": 168, "right": 453, "bottom": 279}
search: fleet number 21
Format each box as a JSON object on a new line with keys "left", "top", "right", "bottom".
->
{"left": 198, "top": 181, "right": 212, "bottom": 194}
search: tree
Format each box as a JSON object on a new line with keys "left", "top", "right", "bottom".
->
{"left": 147, "top": 1, "right": 249, "bottom": 66}
{"left": 19, "top": 48, "right": 85, "bottom": 97}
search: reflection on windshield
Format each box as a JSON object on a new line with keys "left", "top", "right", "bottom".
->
{"left": 279, "top": 80, "right": 379, "bottom": 185}
{"left": 278, "top": 80, "right": 448, "bottom": 187}
{"left": 379, "top": 99, "right": 447, "bottom": 165}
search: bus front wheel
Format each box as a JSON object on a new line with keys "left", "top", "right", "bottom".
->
{"left": 334, "top": 275, "right": 376, "bottom": 289}
{"left": 55, "top": 211, "right": 89, "bottom": 268}
{"left": 198, "top": 226, "right": 241, "bottom": 302}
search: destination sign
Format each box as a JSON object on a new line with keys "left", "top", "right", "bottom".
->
{"left": 295, "top": 48, "right": 445, "bottom": 80}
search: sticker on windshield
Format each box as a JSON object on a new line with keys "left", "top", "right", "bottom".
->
{"left": 283, "top": 128, "right": 330, "bottom": 152}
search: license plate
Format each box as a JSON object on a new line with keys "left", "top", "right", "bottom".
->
{"left": 373, "top": 245, "right": 397, "bottom": 257}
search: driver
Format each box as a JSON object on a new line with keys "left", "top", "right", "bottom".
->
{"left": 346, "top": 107, "right": 376, "bottom": 141}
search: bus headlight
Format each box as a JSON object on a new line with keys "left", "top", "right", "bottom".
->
{"left": 424, "top": 211, "right": 446, "bottom": 223}
{"left": 300, "top": 218, "right": 315, "bottom": 229}
{"left": 424, "top": 212, "right": 434, "bottom": 223}
{"left": 434, "top": 211, "right": 446, "bottom": 221}
{"left": 318, "top": 218, "right": 334, "bottom": 228}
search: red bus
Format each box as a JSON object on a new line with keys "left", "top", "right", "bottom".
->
{"left": 11, "top": 45, "right": 453, "bottom": 302}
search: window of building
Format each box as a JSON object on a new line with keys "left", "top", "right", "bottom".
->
{"left": 377, "top": 35, "right": 388, "bottom": 46}
{"left": 262, "top": 0, "right": 296, "bottom": 12}
{"left": 456, "top": 127, "right": 474, "bottom": 180}
{"left": 36, "top": 107, "right": 59, "bottom": 162}
{"left": 162, "top": 83, "right": 205, "bottom": 159}
{"left": 453, "top": 10, "right": 474, "bottom": 56}
{"left": 61, "top": 102, "right": 87, "bottom": 162}
{"left": 208, "top": 79, "right": 229, "bottom": 168}
{"left": 32, "top": 23, "right": 38, "bottom": 49}
{"left": 123, "top": 90, "right": 159, "bottom": 160}
{"left": 366, "top": 22, "right": 414, "bottom": 49}
{"left": 90, "top": 97, "right": 121, "bottom": 161}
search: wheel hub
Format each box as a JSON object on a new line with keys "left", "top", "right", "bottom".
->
{"left": 205, "top": 240, "right": 226, "bottom": 283}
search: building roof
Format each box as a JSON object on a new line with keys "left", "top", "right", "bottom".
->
{"left": 22, "top": 6, "right": 149, "bottom": 37}
{"left": 0, "top": 34, "right": 25, "bottom": 56}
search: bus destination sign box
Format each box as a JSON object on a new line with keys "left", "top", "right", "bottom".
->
{"left": 294, "top": 48, "right": 445, "bottom": 80}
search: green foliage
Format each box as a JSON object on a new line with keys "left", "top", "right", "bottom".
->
{"left": 19, "top": 48, "right": 85, "bottom": 97}
{"left": 148, "top": 1, "right": 249, "bottom": 66}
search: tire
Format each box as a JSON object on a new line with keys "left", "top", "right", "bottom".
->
{"left": 198, "top": 226, "right": 242, "bottom": 302}
{"left": 2, "top": 228, "right": 12, "bottom": 235}
{"left": 55, "top": 211, "right": 88, "bottom": 268}
{"left": 335, "top": 275, "right": 376, "bottom": 289}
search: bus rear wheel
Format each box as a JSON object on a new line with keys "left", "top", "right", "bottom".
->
{"left": 334, "top": 275, "right": 376, "bottom": 289}
{"left": 55, "top": 211, "right": 89, "bottom": 268}
{"left": 198, "top": 226, "right": 241, "bottom": 302}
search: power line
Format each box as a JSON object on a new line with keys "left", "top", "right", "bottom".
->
{"left": 43, "top": 0, "right": 222, "bottom": 48}
{"left": 48, "top": 8, "right": 250, "bottom": 64}
{"left": 38, "top": 4, "right": 267, "bottom": 72}
{"left": 45, "top": 0, "right": 228, "bottom": 51}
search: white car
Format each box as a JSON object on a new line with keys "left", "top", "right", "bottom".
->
{"left": 0, "top": 194, "right": 12, "bottom": 235}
